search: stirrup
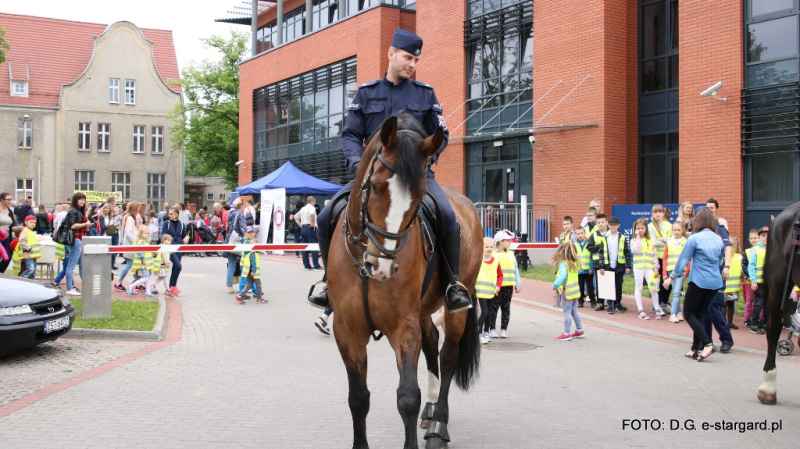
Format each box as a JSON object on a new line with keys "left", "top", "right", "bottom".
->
{"left": 307, "top": 280, "right": 329, "bottom": 309}
{"left": 445, "top": 281, "right": 472, "bottom": 314}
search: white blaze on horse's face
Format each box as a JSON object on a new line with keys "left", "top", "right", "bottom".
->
{"left": 367, "top": 176, "right": 412, "bottom": 280}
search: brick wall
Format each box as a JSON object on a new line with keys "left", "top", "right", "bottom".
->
{"left": 679, "top": 1, "right": 744, "bottom": 238}
{"left": 532, "top": 0, "right": 637, "bottom": 239}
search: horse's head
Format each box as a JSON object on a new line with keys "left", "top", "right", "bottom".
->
{"left": 354, "top": 113, "right": 444, "bottom": 281}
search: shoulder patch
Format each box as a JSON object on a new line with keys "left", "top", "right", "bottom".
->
{"left": 411, "top": 79, "right": 433, "bottom": 89}
{"left": 359, "top": 80, "right": 380, "bottom": 88}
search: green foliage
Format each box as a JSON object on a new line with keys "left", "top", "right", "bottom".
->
{"left": 0, "top": 27, "right": 11, "bottom": 65}
{"left": 71, "top": 298, "right": 160, "bottom": 331}
{"left": 169, "top": 32, "right": 248, "bottom": 190}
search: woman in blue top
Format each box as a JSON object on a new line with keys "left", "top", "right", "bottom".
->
{"left": 663, "top": 208, "right": 725, "bottom": 362}
{"left": 161, "top": 207, "right": 189, "bottom": 296}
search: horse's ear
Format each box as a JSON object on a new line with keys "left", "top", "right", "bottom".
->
{"left": 380, "top": 116, "right": 398, "bottom": 150}
{"left": 421, "top": 127, "right": 444, "bottom": 159}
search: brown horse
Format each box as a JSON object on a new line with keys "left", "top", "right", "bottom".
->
{"left": 757, "top": 201, "right": 800, "bottom": 405}
{"left": 327, "top": 114, "right": 482, "bottom": 449}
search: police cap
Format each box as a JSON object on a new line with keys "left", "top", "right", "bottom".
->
{"left": 391, "top": 29, "right": 423, "bottom": 56}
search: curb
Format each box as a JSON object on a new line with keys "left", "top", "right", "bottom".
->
{"left": 512, "top": 296, "right": 800, "bottom": 362}
{"left": 63, "top": 294, "right": 169, "bottom": 342}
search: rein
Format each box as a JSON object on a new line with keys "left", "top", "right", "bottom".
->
{"left": 342, "top": 131, "right": 428, "bottom": 340}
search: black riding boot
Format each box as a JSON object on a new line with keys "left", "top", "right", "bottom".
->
{"left": 441, "top": 227, "right": 473, "bottom": 314}
{"left": 307, "top": 235, "right": 331, "bottom": 309}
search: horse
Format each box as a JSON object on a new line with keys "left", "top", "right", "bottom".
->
{"left": 327, "top": 113, "right": 482, "bottom": 449}
{"left": 757, "top": 201, "right": 800, "bottom": 405}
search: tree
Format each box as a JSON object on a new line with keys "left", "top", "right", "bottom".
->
{"left": 169, "top": 32, "right": 248, "bottom": 190}
{"left": 0, "top": 27, "right": 11, "bottom": 64}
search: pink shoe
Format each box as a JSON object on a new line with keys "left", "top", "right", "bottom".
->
{"left": 235, "top": 295, "right": 246, "bottom": 305}
{"left": 172, "top": 286, "right": 182, "bottom": 294}
{"left": 570, "top": 330, "right": 585, "bottom": 338}
{"left": 676, "top": 312, "right": 684, "bottom": 321}
{"left": 554, "top": 333, "right": 572, "bottom": 341}
{"left": 669, "top": 314, "right": 680, "bottom": 323}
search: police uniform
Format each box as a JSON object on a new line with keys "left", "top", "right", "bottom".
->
{"left": 309, "top": 29, "right": 471, "bottom": 314}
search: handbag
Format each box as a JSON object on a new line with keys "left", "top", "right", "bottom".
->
{"left": 245, "top": 210, "right": 254, "bottom": 227}
{"left": 55, "top": 217, "right": 75, "bottom": 246}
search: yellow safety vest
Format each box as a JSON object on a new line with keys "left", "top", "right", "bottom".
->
{"left": 560, "top": 230, "right": 573, "bottom": 243}
{"left": 665, "top": 238, "right": 686, "bottom": 273}
{"left": 55, "top": 243, "right": 66, "bottom": 260}
{"left": 19, "top": 228, "right": 41, "bottom": 260}
{"left": 725, "top": 253, "right": 743, "bottom": 293}
{"left": 10, "top": 247, "right": 21, "bottom": 273}
{"left": 131, "top": 240, "right": 155, "bottom": 272}
{"left": 574, "top": 241, "right": 592, "bottom": 272}
{"left": 633, "top": 238, "right": 655, "bottom": 270}
{"left": 557, "top": 263, "right": 581, "bottom": 300}
{"left": 241, "top": 251, "right": 261, "bottom": 280}
{"left": 152, "top": 252, "right": 164, "bottom": 274}
{"left": 649, "top": 221, "right": 671, "bottom": 259}
{"left": 594, "top": 234, "right": 627, "bottom": 267}
{"left": 476, "top": 257, "right": 500, "bottom": 299}
{"left": 494, "top": 251, "right": 517, "bottom": 287}
{"left": 584, "top": 225, "right": 599, "bottom": 242}
{"left": 753, "top": 245, "right": 766, "bottom": 284}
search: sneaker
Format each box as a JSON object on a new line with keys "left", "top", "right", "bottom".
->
{"left": 135, "top": 285, "right": 145, "bottom": 291}
{"left": 649, "top": 307, "right": 657, "bottom": 313}
{"left": 744, "top": 319, "right": 752, "bottom": 327}
{"left": 669, "top": 314, "right": 680, "bottom": 323}
{"left": 113, "top": 284, "right": 124, "bottom": 292}
{"left": 126, "top": 285, "right": 133, "bottom": 297}
{"left": 313, "top": 267, "right": 324, "bottom": 271}
{"left": 750, "top": 327, "right": 765, "bottom": 334}
{"left": 660, "top": 303, "right": 670, "bottom": 312}
{"left": 235, "top": 295, "right": 246, "bottom": 304}
{"left": 617, "top": 304, "right": 628, "bottom": 312}
{"left": 315, "top": 319, "right": 331, "bottom": 335}
{"left": 570, "top": 330, "right": 585, "bottom": 338}
{"left": 164, "top": 289, "right": 174, "bottom": 297}
{"left": 500, "top": 329, "right": 508, "bottom": 338}
{"left": 257, "top": 297, "right": 268, "bottom": 304}
{"left": 304, "top": 267, "right": 312, "bottom": 271}
{"left": 479, "top": 334, "right": 488, "bottom": 344}
{"left": 172, "top": 286, "right": 182, "bottom": 294}
{"left": 145, "top": 293, "right": 157, "bottom": 298}
{"left": 554, "top": 333, "right": 572, "bottom": 341}
{"left": 66, "top": 288, "right": 81, "bottom": 296}
{"left": 50, "top": 281, "right": 59, "bottom": 288}
{"left": 484, "top": 331, "right": 492, "bottom": 343}
{"left": 607, "top": 307, "right": 614, "bottom": 314}
{"left": 489, "top": 329, "right": 499, "bottom": 338}
{"left": 594, "top": 303, "right": 605, "bottom": 311}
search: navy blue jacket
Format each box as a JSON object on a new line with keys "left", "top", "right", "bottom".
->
{"left": 342, "top": 76, "right": 449, "bottom": 173}
{"left": 161, "top": 219, "right": 187, "bottom": 243}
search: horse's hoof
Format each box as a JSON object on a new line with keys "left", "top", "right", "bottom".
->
{"left": 758, "top": 390, "right": 777, "bottom": 405}
{"left": 424, "top": 437, "right": 448, "bottom": 449}
{"left": 420, "top": 419, "right": 431, "bottom": 429}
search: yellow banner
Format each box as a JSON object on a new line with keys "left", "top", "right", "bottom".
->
{"left": 74, "top": 190, "right": 123, "bottom": 203}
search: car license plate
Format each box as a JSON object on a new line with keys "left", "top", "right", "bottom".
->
{"left": 44, "top": 316, "right": 71, "bottom": 334}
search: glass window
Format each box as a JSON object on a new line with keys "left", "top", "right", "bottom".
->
{"left": 482, "top": 42, "right": 500, "bottom": 78}
{"left": 133, "top": 125, "right": 146, "bottom": 153}
{"left": 98, "top": 124, "right": 110, "bottom": 151}
{"left": 747, "top": 59, "right": 800, "bottom": 87}
{"left": 152, "top": 126, "right": 164, "bottom": 154}
{"left": 751, "top": 151, "right": 793, "bottom": 202}
{"left": 668, "top": 55, "right": 679, "bottom": 88}
{"left": 15, "top": 179, "right": 34, "bottom": 201}
{"left": 125, "top": 80, "right": 136, "bottom": 105}
{"left": 17, "top": 118, "right": 32, "bottom": 149}
{"left": 289, "top": 97, "right": 301, "bottom": 122}
{"left": 501, "top": 34, "right": 519, "bottom": 76}
{"left": 748, "top": 16, "right": 799, "bottom": 63}
{"left": 146, "top": 173, "right": 167, "bottom": 211}
{"left": 111, "top": 172, "right": 131, "bottom": 202}
{"left": 74, "top": 171, "right": 95, "bottom": 191}
{"left": 670, "top": 0, "right": 679, "bottom": 50}
{"left": 642, "top": 2, "right": 667, "bottom": 59}
{"left": 315, "top": 90, "right": 328, "bottom": 117}
{"left": 642, "top": 59, "right": 666, "bottom": 92}
{"left": 749, "top": 0, "right": 794, "bottom": 18}
{"left": 640, "top": 155, "right": 668, "bottom": 203}
{"left": 109, "top": 78, "right": 120, "bottom": 103}
{"left": 641, "top": 134, "right": 667, "bottom": 154}
{"left": 329, "top": 84, "right": 344, "bottom": 115}
{"left": 78, "top": 123, "right": 91, "bottom": 151}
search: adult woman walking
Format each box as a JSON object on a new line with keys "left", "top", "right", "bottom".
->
{"left": 113, "top": 201, "right": 141, "bottom": 292}
{"left": 663, "top": 208, "right": 725, "bottom": 362}
{"left": 97, "top": 203, "right": 113, "bottom": 237}
{"left": 0, "top": 192, "right": 17, "bottom": 273}
{"left": 162, "top": 207, "right": 189, "bottom": 296}
{"left": 35, "top": 205, "right": 51, "bottom": 235}
{"left": 224, "top": 198, "right": 247, "bottom": 294}
{"left": 63, "top": 193, "right": 93, "bottom": 296}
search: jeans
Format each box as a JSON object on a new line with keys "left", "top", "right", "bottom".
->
{"left": 704, "top": 291, "right": 733, "bottom": 346}
{"left": 226, "top": 254, "right": 239, "bottom": 287}
{"left": 118, "top": 258, "right": 133, "bottom": 284}
{"left": 670, "top": 276, "right": 685, "bottom": 315}
{"left": 241, "top": 276, "right": 262, "bottom": 298}
{"left": 110, "top": 232, "right": 119, "bottom": 268}
{"left": 562, "top": 298, "right": 583, "bottom": 334}
{"left": 65, "top": 239, "right": 83, "bottom": 291}
{"left": 238, "top": 275, "right": 258, "bottom": 294}
{"left": 683, "top": 282, "right": 716, "bottom": 350}
{"left": 301, "top": 226, "right": 321, "bottom": 269}
{"left": 55, "top": 247, "right": 71, "bottom": 284}
{"left": 484, "top": 227, "right": 493, "bottom": 238}
{"left": 293, "top": 228, "right": 302, "bottom": 256}
{"left": 169, "top": 252, "right": 182, "bottom": 288}
{"left": 20, "top": 258, "right": 36, "bottom": 279}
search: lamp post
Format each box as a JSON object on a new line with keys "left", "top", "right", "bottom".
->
{"left": 21, "top": 114, "right": 30, "bottom": 199}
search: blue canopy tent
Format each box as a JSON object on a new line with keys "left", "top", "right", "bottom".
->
{"left": 235, "top": 161, "right": 342, "bottom": 195}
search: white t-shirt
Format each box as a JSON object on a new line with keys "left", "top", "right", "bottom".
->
{"left": 52, "top": 211, "right": 68, "bottom": 234}
{"left": 298, "top": 204, "right": 317, "bottom": 226}
{"left": 244, "top": 205, "right": 257, "bottom": 223}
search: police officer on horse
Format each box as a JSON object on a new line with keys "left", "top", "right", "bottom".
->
{"left": 307, "top": 28, "right": 472, "bottom": 314}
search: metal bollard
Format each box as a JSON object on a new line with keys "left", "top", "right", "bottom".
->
{"left": 81, "top": 236, "right": 112, "bottom": 318}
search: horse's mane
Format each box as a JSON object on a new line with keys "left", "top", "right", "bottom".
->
{"left": 365, "top": 113, "right": 428, "bottom": 197}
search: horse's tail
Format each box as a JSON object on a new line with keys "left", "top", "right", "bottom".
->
{"left": 455, "top": 295, "right": 481, "bottom": 391}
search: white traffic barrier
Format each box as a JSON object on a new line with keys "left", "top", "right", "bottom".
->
{"left": 82, "top": 243, "right": 321, "bottom": 255}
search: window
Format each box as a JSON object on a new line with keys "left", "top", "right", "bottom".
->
{"left": 98, "top": 123, "right": 110, "bottom": 151}
{"left": 111, "top": 172, "right": 131, "bottom": 202}
{"left": 219, "top": 193, "right": 225, "bottom": 200}
{"left": 11, "top": 81, "right": 28, "bottom": 97}
{"left": 152, "top": 126, "right": 164, "bottom": 154}
{"left": 251, "top": 57, "right": 356, "bottom": 184}
{"left": 207, "top": 193, "right": 214, "bottom": 201}
{"left": 78, "top": 123, "right": 91, "bottom": 151}
{"left": 125, "top": 80, "right": 136, "bottom": 104}
{"left": 17, "top": 118, "right": 32, "bottom": 149}
{"left": 15, "top": 179, "right": 34, "bottom": 200}
{"left": 746, "top": 3, "right": 800, "bottom": 88}
{"left": 133, "top": 125, "right": 145, "bottom": 153}
{"left": 109, "top": 78, "right": 120, "bottom": 103}
{"left": 74, "top": 171, "right": 95, "bottom": 191}
{"left": 147, "top": 173, "right": 167, "bottom": 211}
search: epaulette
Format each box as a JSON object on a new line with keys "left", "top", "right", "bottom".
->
{"left": 359, "top": 80, "right": 380, "bottom": 88}
{"left": 411, "top": 79, "right": 433, "bottom": 89}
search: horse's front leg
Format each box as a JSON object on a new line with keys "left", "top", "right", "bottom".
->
{"left": 759, "top": 284, "right": 784, "bottom": 405}
{"left": 390, "top": 321, "right": 423, "bottom": 449}
{"left": 419, "top": 315, "right": 441, "bottom": 430}
{"left": 334, "top": 322, "right": 371, "bottom": 449}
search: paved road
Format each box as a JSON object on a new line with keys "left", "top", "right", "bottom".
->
{"left": 1, "top": 254, "right": 799, "bottom": 448}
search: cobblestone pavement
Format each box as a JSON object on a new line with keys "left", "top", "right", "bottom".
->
{"left": 1, "top": 254, "right": 799, "bottom": 448}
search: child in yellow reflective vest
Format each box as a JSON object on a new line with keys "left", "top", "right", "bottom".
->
{"left": 649, "top": 204, "right": 673, "bottom": 312}
{"left": 489, "top": 230, "right": 521, "bottom": 339}
{"left": 573, "top": 227, "right": 596, "bottom": 308}
{"left": 15, "top": 215, "right": 42, "bottom": 279}
{"left": 126, "top": 225, "right": 156, "bottom": 298}
{"left": 476, "top": 237, "right": 503, "bottom": 344}
{"left": 151, "top": 233, "right": 172, "bottom": 296}
{"left": 748, "top": 226, "right": 769, "bottom": 332}
{"left": 236, "top": 227, "right": 266, "bottom": 305}
{"left": 551, "top": 241, "right": 584, "bottom": 341}
{"left": 631, "top": 218, "right": 662, "bottom": 320}
{"left": 723, "top": 237, "right": 743, "bottom": 330}
{"left": 663, "top": 220, "right": 689, "bottom": 323}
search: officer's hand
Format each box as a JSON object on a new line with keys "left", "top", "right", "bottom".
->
{"left": 350, "top": 163, "right": 360, "bottom": 176}
{"left": 752, "top": 283, "right": 759, "bottom": 292}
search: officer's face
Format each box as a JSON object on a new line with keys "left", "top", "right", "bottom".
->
{"left": 389, "top": 48, "right": 419, "bottom": 80}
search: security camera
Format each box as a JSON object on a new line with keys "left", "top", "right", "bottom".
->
{"left": 700, "top": 81, "right": 723, "bottom": 97}
{"left": 528, "top": 135, "right": 536, "bottom": 145}
{"left": 235, "top": 160, "right": 245, "bottom": 166}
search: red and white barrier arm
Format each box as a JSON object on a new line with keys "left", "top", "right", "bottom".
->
{"left": 82, "top": 243, "right": 321, "bottom": 255}
{"left": 509, "top": 242, "right": 558, "bottom": 250}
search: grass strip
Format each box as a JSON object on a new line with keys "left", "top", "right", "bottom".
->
{"left": 70, "top": 298, "right": 160, "bottom": 331}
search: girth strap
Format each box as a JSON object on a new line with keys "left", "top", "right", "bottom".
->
{"left": 362, "top": 274, "right": 385, "bottom": 341}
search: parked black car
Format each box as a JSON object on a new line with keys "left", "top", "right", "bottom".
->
{"left": 0, "top": 274, "right": 77, "bottom": 356}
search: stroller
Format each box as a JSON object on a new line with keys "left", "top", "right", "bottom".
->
{"left": 196, "top": 225, "right": 224, "bottom": 258}
{"left": 778, "top": 289, "right": 800, "bottom": 356}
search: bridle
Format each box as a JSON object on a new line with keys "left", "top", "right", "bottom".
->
{"left": 343, "top": 129, "right": 429, "bottom": 277}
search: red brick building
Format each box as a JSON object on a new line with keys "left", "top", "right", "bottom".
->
{"left": 236, "top": 0, "right": 800, "bottom": 240}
